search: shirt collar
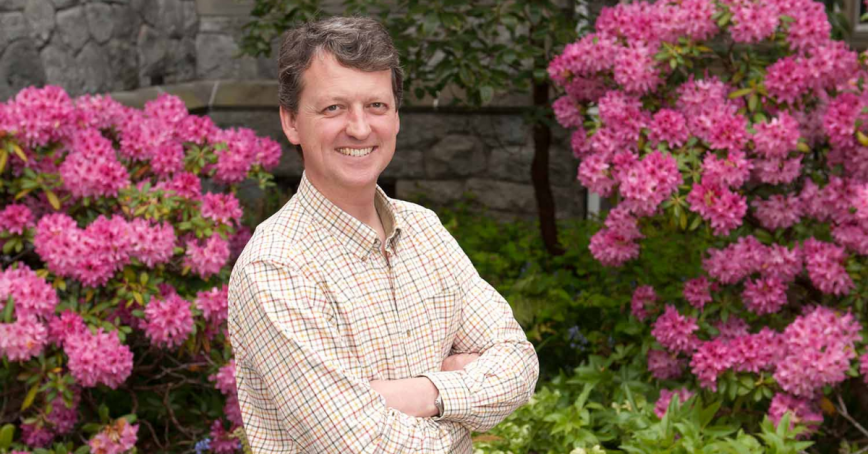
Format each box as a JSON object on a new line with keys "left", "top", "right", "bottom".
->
{"left": 296, "top": 171, "right": 403, "bottom": 261}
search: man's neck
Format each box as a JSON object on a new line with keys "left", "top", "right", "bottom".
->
{"left": 306, "top": 174, "right": 384, "bottom": 239}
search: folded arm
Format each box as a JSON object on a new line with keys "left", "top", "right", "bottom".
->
{"left": 229, "top": 259, "right": 468, "bottom": 453}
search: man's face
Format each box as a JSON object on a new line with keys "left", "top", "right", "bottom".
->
{"left": 280, "top": 52, "right": 399, "bottom": 193}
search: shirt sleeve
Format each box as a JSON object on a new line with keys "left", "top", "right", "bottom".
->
{"left": 419, "top": 214, "right": 540, "bottom": 433}
{"left": 228, "top": 259, "right": 469, "bottom": 454}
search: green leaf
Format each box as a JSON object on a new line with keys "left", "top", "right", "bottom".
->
{"left": 480, "top": 86, "right": 494, "bottom": 104}
{"left": 0, "top": 424, "right": 14, "bottom": 449}
{"left": 21, "top": 381, "right": 40, "bottom": 411}
{"left": 729, "top": 88, "right": 753, "bottom": 99}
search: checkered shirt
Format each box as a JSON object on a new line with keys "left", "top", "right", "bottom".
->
{"left": 227, "top": 172, "right": 539, "bottom": 453}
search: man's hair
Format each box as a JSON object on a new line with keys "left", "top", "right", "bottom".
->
{"left": 278, "top": 16, "right": 404, "bottom": 115}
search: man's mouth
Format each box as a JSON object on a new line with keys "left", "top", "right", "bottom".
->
{"left": 336, "top": 146, "right": 375, "bottom": 157}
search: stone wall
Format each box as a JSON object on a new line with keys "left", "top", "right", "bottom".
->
{"left": 0, "top": 0, "right": 272, "bottom": 101}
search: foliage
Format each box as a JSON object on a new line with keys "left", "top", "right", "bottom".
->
{"left": 0, "top": 86, "right": 277, "bottom": 453}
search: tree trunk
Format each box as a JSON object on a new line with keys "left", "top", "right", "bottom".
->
{"left": 531, "top": 80, "right": 564, "bottom": 256}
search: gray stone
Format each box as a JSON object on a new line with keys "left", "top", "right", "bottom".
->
{"left": 273, "top": 149, "right": 304, "bottom": 178}
{"left": 395, "top": 180, "right": 466, "bottom": 206}
{"left": 132, "top": 0, "right": 158, "bottom": 27}
{"left": 398, "top": 114, "right": 460, "bottom": 147}
{"left": 0, "top": 0, "right": 27, "bottom": 12}
{"left": 77, "top": 42, "right": 111, "bottom": 93}
{"left": 85, "top": 3, "right": 113, "bottom": 44}
{"left": 211, "top": 80, "right": 278, "bottom": 108}
{"left": 382, "top": 148, "right": 424, "bottom": 180}
{"left": 56, "top": 6, "right": 89, "bottom": 53}
{"left": 465, "top": 178, "right": 537, "bottom": 214}
{"left": 41, "top": 45, "right": 82, "bottom": 94}
{"left": 0, "top": 40, "right": 46, "bottom": 101}
{"left": 198, "top": 16, "right": 249, "bottom": 34}
{"left": 0, "top": 12, "right": 29, "bottom": 50}
{"left": 164, "top": 37, "right": 196, "bottom": 83}
{"left": 137, "top": 25, "right": 168, "bottom": 84}
{"left": 182, "top": 0, "right": 197, "bottom": 36}
{"left": 469, "top": 114, "right": 528, "bottom": 148}
{"left": 196, "top": 33, "right": 258, "bottom": 80}
{"left": 51, "top": 0, "right": 79, "bottom": 9}
{"left": 24, "top": 0, "right": 55, "bottom": 47}
{"left": 487, "top": 145, "right": 532, "bottom": 183}
{"left": 424, "top": 134, "right": 486, "bottom": 179}
{"left": 106, "top": 40, "right": 138, "bottom": 91}
{"left": 110, "top": 4, "right": 140, "bottom": 41}
{"left": 195, "top": 0, "right": 253, "bottom": 16}
{"left": 155, "top": 0, "right": 184, "bottom": 38}
{"left": 552, "top": 184, "right": 586, "bottom": 219}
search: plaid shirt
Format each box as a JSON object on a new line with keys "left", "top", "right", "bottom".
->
{"left": 227, "top": 172, "right": 539, "bottom": 453}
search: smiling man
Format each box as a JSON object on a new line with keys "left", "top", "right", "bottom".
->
{"left": 227, "top": 17, "right": 539, "bottom": 453}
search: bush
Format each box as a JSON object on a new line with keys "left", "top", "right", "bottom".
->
{"left": 523, "top": 0, "right": 868, "bottom": 450}
{"left": 0, "top": 86, "right": 279, "bottom": 453}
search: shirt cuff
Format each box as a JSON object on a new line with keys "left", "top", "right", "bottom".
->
{"left": 421, "top": 370, "right": 471, "bottom": 422}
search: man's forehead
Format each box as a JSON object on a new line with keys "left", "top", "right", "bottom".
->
{"left": 302, "top": 52, "right": 393, "bottom": 102}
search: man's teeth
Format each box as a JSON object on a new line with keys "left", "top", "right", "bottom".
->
{"left": 337, "top": 147, "right": 374, "bottom": 157}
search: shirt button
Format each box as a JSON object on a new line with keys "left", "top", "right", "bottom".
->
{"left": 406, "top": 329, "right": 411, "bottom": 337}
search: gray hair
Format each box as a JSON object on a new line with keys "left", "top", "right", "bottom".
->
{"left": 277, "top": 16, "right": 404, "bottom": 115}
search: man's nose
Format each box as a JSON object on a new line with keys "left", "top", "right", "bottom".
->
{"left": 345, "top": 106, "right": 372, "bottom": 140}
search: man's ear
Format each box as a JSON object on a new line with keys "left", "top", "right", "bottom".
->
{"left": 279, "top": 106, "right": 301, "bottom": 145}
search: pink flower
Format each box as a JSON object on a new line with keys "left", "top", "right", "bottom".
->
{"left": 589, "top": 207, "right": 643, "bottom": 266}
{"left": 619, "top": 151, "right": 683, "bottom": 216}
{"left": 715, "top": 317, "right": 750, "bottom": 340}
{"left": 144, "top": 294, "right": 194, "bottom": 349}
{"left": 176, "top": 114, "right": 219, "bottom": 144}
{"left": 47, "top": 310, "right": 87, "bottom": 348}
{"left": 184, "top": 235, "right": 230, "bottom": 279}
{"left": 0, "top": 318, "right": 47, "bottom": 361}
{"left": 127, "top": 219, "right": 176, "bottom": 268}
{"left": 4, "top": 86, "right": 75, "bottom": 148}
{"left": 729, "top": 2, "right": 779, "bottom": 43}
{"left": 552, "top": 96, "right": 583, "bottom": 128}
{"left": 761, "top": 244, "right": 803, "bottom": 282}
{"left": 677, "top": 76, "right": 730, "bottom": 118}
{"left": 64, "top": 328, "right": 133, "bottom": 389}
{"left": 654, "top": 388, "right": 694, "bottom": 418}
{"left": 648, "top": 349, "right": 683, "bottom": 380}
{"left": 784, "top": 1, "right": 831, "bottom": 52}
{"left": 752, "top": 194, "right": 803, "bottom": 230}
{"left": 703, "top": 236, "right": 765, "bottom": 284}
{"left": 730, "top": 330, "right": 782, "bottom": 373}
{"left": 774, "top": 306, "right": 862, "bottom": 396}
{"left": 597, "top": 91, "right": 647, "bottom": 143}
{"left": 802, "top": 238, "right": 854, "bottom": 296}
{"left": 0, "top": 204, "right": 35, "bottom": 234}
{"left": 578, "top": 154, "right": 616, "bottom": 197}
{"left": 648, "top": 109, "right": 690, "bottom": 148}
{"left": 47, "top": 391, "right": 80, "bottom": 435}
{"left": 768, "top": 393, "right": 823, "bottom": 434}
{"left": 88, "top": 419, "right": 138, "bottom": 454}
{"left": 210, "top": 360, "right": 237, "bottom": 396}
{"left": 547, "top": 33, "right": 617, "bottom": 84}
{"left": 683, "top": 277, "right": 712, "bottom": 310}
{"left": 196, "top": 285, "right": 230, "bottom": 326}
{"left": 631, "top": 285, "right": 657, "bottom": 321}
{"left": 201, "top": 192, "right": 243, "bottom": 225}
{"left": 229, "top": 225, "right": 253, "bottom": 261}
{"left": 21, "top": 422, "right": 54, "bottom": 448}
{"left": 753, "top": 156, "right": 802, "bottom": 185}
{"left": 752, "top": 113, "right": 800, "bottom": 159}
{"left": 144, "top": 93, "right": 188, "bottom": 128}
{"left": 0, "top": 264, "right": 58, "bottom": 321}
{"left": 690, "top": 338, "right": 734, "bottom": 390}
{"left": 860, "top": 352, "right": 868, "bottom": 384}
{"left": 156, "top": 172, "right": 202, "bottom": 199}
{"left": 73, "top": 94, "right": 128, "bottom": 131}
{"left": 687, "top": 180, "right": 748, "bottom": 236}
{"left": 613, "top": 44, "right": 662, "bottom": 95}
{"left": 651, "top": 305, "right": 698, "bottom": 354}
{"left": 60, "top": 150, "right": 130, "bottom": 199}
{"left": 765, "top": 56, "right": 810, "bottom": 105}
{"left": 701, "top": 150, "right": 753, "bottom": 188}
{"left": 209, "top": 420, "right": 241, "bottom": 454}
{"left": 672, "top": 0, "right": 718, "bottom": 41}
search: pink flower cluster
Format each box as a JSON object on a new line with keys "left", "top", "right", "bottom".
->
{"left": 768, "top": 393, "right": 823, "bottom": 433}
{"left": 196, "top": 285, "right": 229, "bottom": 326}
{"left": 144, "top": 294, "right": 194, "bottom": 349}
{"left": 210, "top": 360, "right": 243, "bottom": 426}
{"left": 0, "top": 204, "right": 35, "bottom": 234}
{"left": 201, "top": 192, "right": 244, "bottom": 225}
{"left": 183, "top": 235, "right": 230, "bottom": 279}
{"left": 34, "top": 213, "right": 176, "bottom": 287}
{"left": 88, "top": 418, "right": 138, "bottom": 454}
{"left": 651, "top": 306, "right": 699, "bottom": 354}
{"left": 64, "top": 320, "right": 134, "bottom": 389}
{"left": 631, "top": 285, "right": 657, "bottom": 321}
{"left": 654, "top": 388, "right": 694, "bottom": 419}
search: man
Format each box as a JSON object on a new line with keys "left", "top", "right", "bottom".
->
{"left": 227, "top": 16, "right": 539, "bottom": 453}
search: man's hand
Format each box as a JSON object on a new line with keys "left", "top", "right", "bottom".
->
{"left": 440, "top": 353, "right": 480, "bottom": 372}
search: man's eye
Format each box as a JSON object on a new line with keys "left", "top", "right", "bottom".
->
{"left": 325, "top": 105, "right": 339, "bottom": 112}
{"left": 371, "top": 102, "right": 386, "bottom": 109}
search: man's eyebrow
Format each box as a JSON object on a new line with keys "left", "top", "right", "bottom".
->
{"left": 315, "top": 94, "right": 392, "bottom": 105}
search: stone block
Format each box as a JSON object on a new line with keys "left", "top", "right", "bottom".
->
{"left": 195, "top": 0, "right": 253, "bottom": 16}
{"left": 552, "top": 184, "right": 586, "bottom": 219}
{"left": 198, "top": 16, "right": 249, "bottom": 35}
{"left": 77, "top": 42, "right": 111, "bottom": 94}
{"left": 85, "top": 3, "right": 113, "bottom": 44}
{"left": 110, "top": 3, "right": 140, "bottom": 41}
{"left": 0, "top": 0, "right": 27, "bottom": 12}
{"left": 487, "top": 144, "right": 532, "bottom": 183}
{"left": 196, "top": 33, "right": 253, "bottom": 79}
{"left": 108, "top": 86, "right": 164, "bottom": 109}
{"left": 24, "top": 0, "right": 55, "bottom": 47}
{"left": 41, "top": 44, "right": 83, "bottom": 94}
{"left": 160, "top": 81, "right": 215, "bottom": 111}
{"left": 211, "top": 80, "right": 278, "bottom": 108}
{"left": 106, "top": 40, "right": 139, "bottom": 91}
{"left": 182, "top": 0, "right": 198, "bottom": 36}
{"left": 382, "top": 148, "right": 424, "bottom": 180}
{"left": 397, "top": 113, "right": 461, "bottom": 148}
{"left": 0, "top": 40, "right": 46, "bottom": 101}
{"left": 164, "top": 37, "right": 197, "bottom": 84}
{"left": 56, "top": 6, "right": 90, "bottom": 53}
{"left": 155, "top": 0, "right": 184, "bottom": 38}
{"left": 395, "top": 180, "right": 466, "bottom": 206}
{"left": 468, "top": 114, "right": 528, "bottom": 148}
{"left": 0, "top": 12, "right": 29, "bottom": 50}
{"left": 51, "top": 0, "right": 78, "bottom": 9}
{"left": 424, "top": 133, "right": 486, "bottom": 179}
{"left": 272, "top": 148, "right": 304, "bottom": 177}
{"left": 465, "top": 178, "right": 536, "bottom": 214}
{"left": 137, "top": 24, "right": 169, "bottom": 84}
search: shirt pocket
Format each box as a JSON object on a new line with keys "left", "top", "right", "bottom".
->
{"left": 421, "top": 287, "right": 462, "bottom": 360}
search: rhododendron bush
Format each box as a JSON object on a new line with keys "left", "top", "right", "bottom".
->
{"left": 547, "top": 0, "right": 868, "bottom": 446}
{"left": 0, "top": 86, "right": 279, "bottom": 453}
